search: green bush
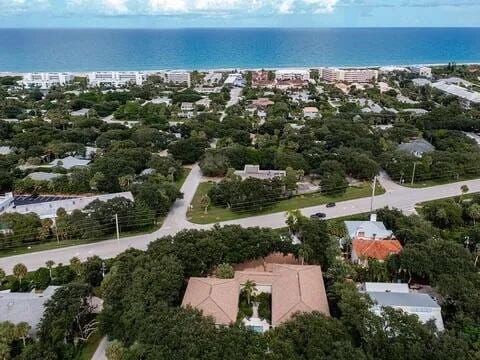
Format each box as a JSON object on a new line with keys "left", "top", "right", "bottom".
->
{"left": 32, "top": 267, "right": 51, "bottom": 290}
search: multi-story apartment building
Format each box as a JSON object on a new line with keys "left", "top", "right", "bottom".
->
{"left": 322, "top": 68, "right": 378, "bottom": 83}
{"left": 164, "top": 71, "right": 191, "bottom": 86}
{"left": 275, "top": 69, "right": 310, "bottom": 81}
{"left": 22, "top": 72, "right": 74, "bottom": 89}
{"left": 87, "top": 71, "right": 145, "bottom": 87}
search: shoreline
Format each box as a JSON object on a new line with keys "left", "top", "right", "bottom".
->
{"left": 1, "top": 62, "right": 480, "bottom": 76}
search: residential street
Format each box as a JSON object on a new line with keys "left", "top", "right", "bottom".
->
{"left": 1, "top": 166, "right": 479, "bottom": 273}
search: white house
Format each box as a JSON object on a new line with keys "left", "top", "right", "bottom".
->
{"left": 303, "top": 107, "right": 320, "bottom": 119}
{"left": 234, "top": 165, "right": 286, "bottom": 180}
{"left": 224, "top": 73, "right": 245, "bottom": 88}
{"left": 181, "top": 102, "right": 195, "bottom": 112}
{"left": 364, "top": 282, "right": 444, "bottom": 331}
{"left": 411, "top": 66, "right": 432, "bottom": 78}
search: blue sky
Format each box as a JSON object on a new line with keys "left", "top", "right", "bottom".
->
{"left": 0, "top": 0, "right": 479, "bottom": 28}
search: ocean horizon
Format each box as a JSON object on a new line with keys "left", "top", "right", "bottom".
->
{"left": 1, "top": 27, "right": 480, "bottom": 72}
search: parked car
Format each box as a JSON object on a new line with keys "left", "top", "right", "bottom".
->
{"left": 310, "top": 212, "right": 326, "bottom": 219}
{"left": 326, "top": 202, "right": 336, "bottom": 208}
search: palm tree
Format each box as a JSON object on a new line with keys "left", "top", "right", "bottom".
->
{"left": 13, "top": 263, "right": 27, "bottom": 287}
{"left": 286, "top": 209, "right": 303, "bottom": 235}
{"left": 199, "top": 194, "right": 211, "bottom": 214}
{"left": 298, "top": 244, "right": 313, "bottom": 266}
{"left": 242, "top": 280, "right": 257, "bottom": 305}
{"left": 467, "top": 204, "right": 480, "bottom": 225}
{"left": 69, "top": 257, "right": 82, "bottom": 277}
{"left": 14, "top": 322, "right": 31, "bottom": 347}
{"left": 45, "top": 260, "right": 55, "bottom": 280}
{"left": 460, "top": 184, "right": 469, "bottom": 202}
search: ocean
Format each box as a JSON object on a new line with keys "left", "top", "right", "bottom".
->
{"left": 0, "top": 28, "right": 479, "bottom": 72}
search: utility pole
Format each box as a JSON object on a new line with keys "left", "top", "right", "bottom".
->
{"left": 411, "top": 162, "right": 417, "bottom": 185}
{"left": 370, "top": 176, "right": 377, "bottom": 213}
{"left": 53, "top": 218, "right": 60, "bottom": 244}
{"left": 115, "top": 213, "right": 120, "bottom": 244}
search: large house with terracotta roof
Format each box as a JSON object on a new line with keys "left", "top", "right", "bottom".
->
{"left": 182, "top": 257, "right": 330, "bottom": 331}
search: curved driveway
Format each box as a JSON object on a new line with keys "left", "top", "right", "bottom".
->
{"left": 1, "top": 165, "right": 479, "bottom": 273}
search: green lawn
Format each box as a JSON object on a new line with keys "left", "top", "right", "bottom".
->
{"left": 188, "top": 182, "right": 384, "bottom": 224}
{"left": 175, "top": 167, "right": 191, "bottom": 190}
{"left": 75, "top": 331, "right": 103, "bottom": 360}
{"left": 402, "top": 174, "right": 480, "bottom": 188}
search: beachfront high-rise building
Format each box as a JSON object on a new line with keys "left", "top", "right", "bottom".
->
{"left": 164, "top": 71, "right": 191, "bottom": 86}
{"left": 87, "top": 71, "right": 145, "bottom": 87}
{"left": 22, "top": 72, "right": 74, "bottom": 89}
{"left": 322, "top": 68, "right": 378, "bottom": 83}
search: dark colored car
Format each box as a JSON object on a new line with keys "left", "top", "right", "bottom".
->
{"left": 326, "top": 202, "right": 336, "bottom": 208}
{"left": 310, "top": 212, "right": 327, "bottom": 219}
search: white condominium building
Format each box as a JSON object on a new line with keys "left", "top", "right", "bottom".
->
{"left": 164, "top": 71, "right": 191, "bottom": 86}
{"left": 22, "top": 72, "right": 74, "bottom": 89}
{"left": 275, "top": 69, "right": 310, "bottom": 81}
{"left": 411, "top": 66, "right": 432, "bottom": 78}
{"left": 88, "top": 71, "right": 145, "bottom": 87}
{"left": 322, "top": 68, "right": 378, "bottom": 83}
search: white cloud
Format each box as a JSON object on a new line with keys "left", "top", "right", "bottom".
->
{"left": 103, "top": 0, "right": 128, "bottom": 13}
{"left": 148, "top": 0, "right": 188, "bottom": 13}
{"left": 0, "top": 0, "right": 342, "bottom": 15}
{"left": 0, "top": 0, "right": 49, "bottom": 13}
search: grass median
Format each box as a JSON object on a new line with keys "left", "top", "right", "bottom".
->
{"left": 188, "top": 181, "right": 384, "bottom": 224}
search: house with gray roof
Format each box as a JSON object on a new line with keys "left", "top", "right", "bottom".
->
{"left": 344, "top": 214, "right": 393, "bottom": 241}
{"left": 50, "top": 156, "right": 90, "bottom": 170}
{"left": 364, "top": 282, "right": 444, "bottom": 331}
{"left": 0, "top": 286, "right": 59, "bottom": 335}
{"left": 397, "top": 138, "right": 435, "bottom": 158}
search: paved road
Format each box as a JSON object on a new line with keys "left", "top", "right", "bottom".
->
{"left": 1, "top": 167, "right": 479, "bottom": 273}
{"left": 91, "top": 337, "right": 108, "bottom": 360}
{"left": 220, "top": 87, "right": 242, "bottom": 121}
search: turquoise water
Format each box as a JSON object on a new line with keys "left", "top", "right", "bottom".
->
{"left": 1, "top": 28, "right": 480, "bottom": 72}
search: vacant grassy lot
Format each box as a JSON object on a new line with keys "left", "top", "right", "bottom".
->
{"left": 188, "top": 181, "right": 384, "bottom": 224}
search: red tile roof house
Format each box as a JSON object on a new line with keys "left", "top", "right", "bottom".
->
{"left": 351, "top": 239, "right": 403, "bottom": 265}
{"left": 182, "top": 261, "right": 330, "bottom": 331}
{"left": 345, "top": 214, "right": 402, "bottom": 265}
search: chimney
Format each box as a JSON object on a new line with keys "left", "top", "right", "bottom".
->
{"left": 370, "top": 213, "right": 377, "bottom": 222}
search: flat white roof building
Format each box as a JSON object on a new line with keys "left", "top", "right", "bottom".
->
{"left": 88, "top": 71, "right": 145, "bottom": 87}
{"left": 432, "top": 81, "right": 480, "bottom": 109}
{"left": 322, "top": 68, "right": 378, "bottom": 83}
{"left": 1, "top": 192, "right": 134, "bottom": 219}
{"left": 224, "top": 73, "right": 245, "bottom": 87}
{"left": 164, "top": 71, "right": 191, "bottom": 87}
{"left": 22, "top": 72, "right": 74, "bottom": 89}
